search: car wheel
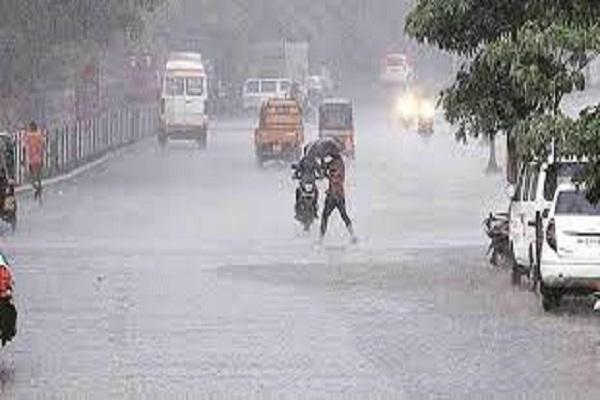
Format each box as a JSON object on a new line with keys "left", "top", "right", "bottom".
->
{"left": 540, "top": 283, "right": 561, "bottom": 312}
{"left": 528, "top": 246, "right": 540, "bottom": 293}
{"left": 511, "top": 266, "right": 521, "bottom": 286}
{"left": 509, "top": 246, "right": 521, "bottom": 286}
{"left": 9, "top": 215, "right": 16, "bottom": 233}
{"left": 542, "top": 293, "right": 561, "bottom": 312}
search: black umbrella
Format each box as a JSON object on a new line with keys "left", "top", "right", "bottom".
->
{"left": 305, "top": 137, "right": 342, "bottom": 160}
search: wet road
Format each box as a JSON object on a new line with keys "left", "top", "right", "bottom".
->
{"left": 0, "top": 99, "right": 599, "bottom": 398}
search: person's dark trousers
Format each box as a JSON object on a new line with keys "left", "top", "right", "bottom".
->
{"left": 0, "top": 299, "right": 16, "bottom": 346}
{"left": 320, "top": 194, "right": 352, "bottom": 236}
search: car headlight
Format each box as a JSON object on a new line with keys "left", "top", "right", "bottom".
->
{"left": 420, "top": 99, "right": 435, "bottom": 119}
{"left": 395, "top": 94, "right": 418, "bottom": 119}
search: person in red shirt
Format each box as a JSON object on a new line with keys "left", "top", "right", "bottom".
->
{"left": 24, "top": 121, "right": 45, "bottom": 202}
{"left": 0, "top": 253, "right": 16, "bottom": 346}
{"left": 0, "top": 260, "right": 13, "bottom": 301}
{"left": 320, "top": 154, "right": 357, "bottom": 243}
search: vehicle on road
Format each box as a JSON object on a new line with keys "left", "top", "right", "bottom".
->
{"left": 159, "top": 52, "right": 209, "bottom": 148}
{"left": 254, "top": 98, "right": 304, "bottom": 165}
{"left": 0, "top": 133, "right": 16, "bottom": 231}
{"left": 540, "top": 183, "right": 600, "bottom": 311}
{"left": 381, "top": 53, "right": 414, "bottom": 86}
{"left": 292, "top": 159, "right": 321, "bottom": 231}
{"left": 243, "top": 78, "right": 291, "bottom": 112}
{"left": 392, "top": 90, "right": 435, "bottom": 134}
{"left": 318, "top": 99, "right": 355, "bottom": 158}
{"left": 509, "top": 161, "right": 584, "bottom": 288}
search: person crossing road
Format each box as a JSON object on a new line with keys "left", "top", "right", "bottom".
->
{"left": 320, "top": 153, "right": 357, "bottom": 243}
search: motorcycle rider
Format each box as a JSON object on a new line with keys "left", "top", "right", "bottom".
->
{"left": 320, "top": 153, "right": 357, "bottom": 243}
{"left": 0, "top": 253, "right": 16, "bottom": 346}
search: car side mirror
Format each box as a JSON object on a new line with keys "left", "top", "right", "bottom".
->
{"left": 542, "top": 208, "right": 550, "bottom": 219}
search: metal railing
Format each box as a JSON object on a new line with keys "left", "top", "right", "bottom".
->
{"left": 11, "top": 105, "right": 156, "bottom": 186}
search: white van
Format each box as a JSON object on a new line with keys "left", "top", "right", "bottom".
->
{"left": 159, "top": 52, "right": 208, "bottom": 147}
{"left": 509, "top": 160, "right": 584, "bottom": 286}
{"left": 242, "top": 78, "right": 291, "bottom": 112}
{"left": 540, "top": 183, "right": 600, "bottom": 311}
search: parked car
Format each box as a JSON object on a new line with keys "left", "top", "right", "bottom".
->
{"left": 243, "top": 78, "right": 291, "bottom": 112}
{"left": 509, "top": 160, "right": 584, "bottom": 287}
{"left": 540, "top": 183, "right": 600, "bottom": 311}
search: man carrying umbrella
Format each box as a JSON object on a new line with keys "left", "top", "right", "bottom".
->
{"left": 306, "top": 138, "right": 357, "bottom": 243}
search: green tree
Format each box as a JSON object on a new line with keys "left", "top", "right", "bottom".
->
{"left": 406, "top": 0, "right": 600, "bottom": 198}
{"left": 0, "top": 0, "right": 164, "bottom": 91}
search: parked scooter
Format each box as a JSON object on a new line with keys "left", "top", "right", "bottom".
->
{"left": 484, "top": 212, "right": 510, "bottom": 267}
{"left": 292, "top": 160, "right": 322, "bottom": 231}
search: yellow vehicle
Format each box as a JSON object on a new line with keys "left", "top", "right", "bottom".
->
{"left": 254, "top": 98, "right": 304, "bottom": 165}
{"left": 319, "top": 99, "right": 355, "bottom": 158}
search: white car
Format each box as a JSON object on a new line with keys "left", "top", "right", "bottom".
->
{"left": 540, "top": 183, "right": 600, "bottom": 311}
{"left": 508, "top": 161, "right": 584, "bottom": 287}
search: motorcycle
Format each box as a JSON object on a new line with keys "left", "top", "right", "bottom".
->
{"left": 292, "top": 162, "right": 321, "bottom": 231}
{"left": 484, "top": 212, "right": 510, "bottom": 267}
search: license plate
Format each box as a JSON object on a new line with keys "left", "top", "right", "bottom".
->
{"left": 577, "top": 237, "right": 600, "bottom": 246}
{"left": 273, "top": 144, "right": 282, "bottom": 153}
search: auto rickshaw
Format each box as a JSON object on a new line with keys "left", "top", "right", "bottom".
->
{"left": 254, "top": 98, "right": 304, "bottom": 165}
{"left": 0, "top": 133, "right": 16, "bottom": 231}
{"left": 318, "top": 99, "right": 355, "bottom": 158}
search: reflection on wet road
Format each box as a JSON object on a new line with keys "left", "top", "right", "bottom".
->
{"left": 0, "top": 103, "right": 598, "bottom": 398}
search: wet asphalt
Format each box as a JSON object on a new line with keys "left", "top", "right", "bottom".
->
{"left": 0, "top": 97, "right": 598, "bottom": 398}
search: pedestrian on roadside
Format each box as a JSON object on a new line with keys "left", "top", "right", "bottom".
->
{"left": 23, "top": 121, "right": 45, "bottom": 202}
{"left": 320, "top": 153, "right": 357, "bottom": 243}
{"left": 0, "top": 253, "right": 16, "bottom": 346}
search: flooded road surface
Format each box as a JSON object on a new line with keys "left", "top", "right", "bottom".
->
{"left": 1, "top": 101, "right": 598, "bottom": 398}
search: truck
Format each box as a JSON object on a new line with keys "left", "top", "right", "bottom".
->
{"left": 248, "top": 41, "right": 309, "bottom": 85}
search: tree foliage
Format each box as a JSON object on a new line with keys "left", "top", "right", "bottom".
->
{"left": 406, "top": 0, "right": 600, "bottom": 200}
{"left": 0, "top": 0, "right": 164, "bottom": 92}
